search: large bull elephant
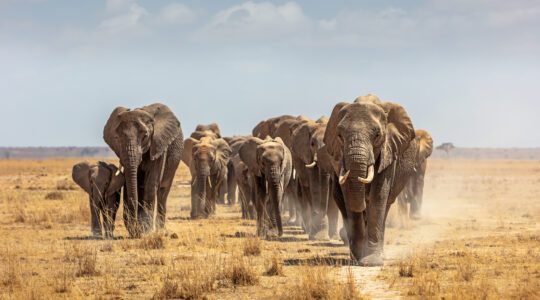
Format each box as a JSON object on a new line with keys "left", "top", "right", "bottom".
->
{"left": 182, "top": 136, "right": 231, "bottom": 218}
{"left": 239, "top": 137, "right": 292, "bottom": 238}
{"left": 324, "top": 94, "right": 416, "bottom": 266}
{"left": 291, "top": 119, "right": 338, "bottom": 240}
{"left": 397, "top": 129, "right": 433, "bottom": 222}
{"left": 72, "top": 161, "right": 124, "bottom": 238}
{"left": 103, "top": 103, "right": 183, "bottom": 237}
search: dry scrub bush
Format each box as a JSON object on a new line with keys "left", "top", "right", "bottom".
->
{"left": 265, "top": 254, "right": 284, "bottom": 276}
{"left": 44, "top": 191, "right": 63, "bottom": 200}
{"left": 284, "top": 266, "right": 362, "bottom": 300}
{"left": 243, "top": 236, "right": 261, "bottom": 256}
{"left": 138, "top": 233, "right": 167, "bottom": 250}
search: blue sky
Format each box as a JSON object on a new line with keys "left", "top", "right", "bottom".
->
{"left": 1, "top": 0, "right": 539, "bottom": 147}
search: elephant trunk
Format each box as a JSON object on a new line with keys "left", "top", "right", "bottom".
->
{"left": 197, "top": 175, "right": 208, "bottom": 216}
{"left": 123, "top": 142, "right": 142, "bottom": 237}
{"left": 268, "top": 164, "right": 283, "bottom": 236}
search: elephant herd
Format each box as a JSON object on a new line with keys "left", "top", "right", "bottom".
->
{"left": 71, "top": 96, "right": 433, "bottom": 266}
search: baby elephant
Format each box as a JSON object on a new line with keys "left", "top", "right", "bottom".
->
{"left": 72, "top": 161, "right": 124, "bottom": 238}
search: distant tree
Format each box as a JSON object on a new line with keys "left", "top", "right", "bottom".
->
{"left": 436, "top": 143, "right": 455, "bottom": 157}
{"left": 3, "top": 151, "right": 10, "bottom": 159}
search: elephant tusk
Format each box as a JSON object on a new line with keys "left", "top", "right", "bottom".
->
{"left": 115, "top": 161, "right": 123, "bottom": 176}
{"left": 192, "top": 177, "right": 197, "bottom": 186}
{"left": 358, "top": 165, "right": 374, "bottom": 184}
{"left": 292, "top": 169, "right": 296, "bottom": 180}
{"left": 207, "top": 177, "right": 212, "bottom": 188}
{"left": 339, "top": 168, "right": 350, "bottom": 185}
{"left": 305, "top": 161, "right": 317, "bottom": 168}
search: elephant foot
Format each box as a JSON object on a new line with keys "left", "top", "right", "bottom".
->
{"left": 310, "top": 230, "right": 329, "bottom": 241}
{"left": 328, "top": 233, "right": 340, "bottom": 241}
{"left": 358, "top": 253, "right": 384, "bottom": 267}
{"left": 339, "top": 227, "right": 349, "bottom": 246}
{"left": 410, "top": 213, "right": 422, "bottom": 220}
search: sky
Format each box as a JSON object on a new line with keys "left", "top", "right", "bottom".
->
{"left": 1, "top": 0, "right": 539, "bottom": 147}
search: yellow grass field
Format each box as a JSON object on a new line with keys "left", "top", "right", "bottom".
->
{"left": 0, "top": 158, "right": 539, "bottom": 299}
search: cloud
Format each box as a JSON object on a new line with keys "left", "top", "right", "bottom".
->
{"left": 196, "top": 1, "right": 313, "bottom": 41}
{"left": 99, "top": 1, "right": 148, "bottom": 35}
{"left": 155, "top": 3, "right": 197, "bottom": 25}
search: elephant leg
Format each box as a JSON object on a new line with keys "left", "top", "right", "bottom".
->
{"left": 327, "top": 181, "right": 339, "bottom": 240}
{"left": 217, "top": 175, "right": 226, "bottom": 205}
{"left": 123, "top": 186, "right": 139, "bottom": 238}
{"left": 397, "top": 191, "right": 408, "bottom": 228}
{"left": 360, "top": 175, "right": 392, "bottom": 267}
{"left": 103, "top": 193, "right": 120, "bottom": 239}
{"left": 156, "top": 185, "right": 171, "bottom": 231}
{"left": 410, "top": 172, "right": 425, "bottom": 220}
{"left": 253, "top": 176, "right": 267, "bottom": 237}
{"left": 140, "top": 156, "right": 165, "bottom": 233}
{"left": 227, "top": 164, "right": 237, "bottom": 205}
{"left": 332, "top": 177, "right": 349, "bottom": 245}
{"left": 157, "top": 149, "right": 181, "bottom": 230}
{"left": 89, "top": 195, "right": 102, "bottom": 237}
{"left": 299, "top": 183, "right": 312, "bottom": 237}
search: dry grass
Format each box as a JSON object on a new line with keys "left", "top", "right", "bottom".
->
{"left": 0, "top": 158, "right": 538, "bottom": 298}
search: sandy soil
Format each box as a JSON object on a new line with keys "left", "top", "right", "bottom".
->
{"left": 0, "top": 159, "right": 538, "bottom": 299}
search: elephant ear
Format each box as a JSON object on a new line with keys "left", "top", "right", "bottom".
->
{"left": 208, "top": 123, "right": 221, "bottom": 138}
{"left": 141, "top": 103, "right": 182, "bottom": 160}
{"left": 239, "top": 137, "right": 263, "bottom": 177}
{"left": 72, "top": 161, "right": 92, "bottom": 194}
{"left": 182, "top": 137, "right": 198, "bottom": 169}
{"left": 354, "top": 94, "right": 381, "bottom": 104}
{"left": 214, "top": 138, "right": 232, "bottom": 163}
{"left": 316, "top": 116, "right": 328, "bottom": 124}
{"left": 274, "top": 137, "right": 289, "bottom": 172}
{"left": 416, "top": 129, "right": 433, "bottom": 165}
{"left": 252, "top": 120, "right": 269, "bottom": 138}
{"left": 378, "top": 102, "right": 415, "bottom": 173}
{"left": 103, "top": 107, "right": 130, "bottom": 158}
{"left": 104, "top": 162, "right": 125, "bottom": 197}
{"left": 292, "top": 122, "right": 314, "bottom": 165}
{"left": 323, "top": 102, "right": 349, "bottom": 162}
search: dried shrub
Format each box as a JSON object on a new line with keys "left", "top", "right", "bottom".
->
{"left": 45, "top": 191, "right": 64, "bottom": 200}
{"left": 243, "top": 237, "right": 261, "bottom": 256}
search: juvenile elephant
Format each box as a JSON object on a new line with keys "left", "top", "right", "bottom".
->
{"left": 183, "top": 136, "right": 231, "bottom": 218}
{"left": 72, "top": 161, "right": 124, "bottom": 238}
{"left": 291, "top": 118, "right": 338, "bottom": 240}
{"left": 397, "top": 129, "right": 433, "bottom": 222}
{"left": 103, "top": 103, "right": 183, "bottom": 237}
{"left": 225, "top": 135, "right": 253, "bottom": 213}
{"left": 239, "top": 137, "right": 292, "bottom": 238}
{"left": 324, "top": 94, "right": 416, "bottom": 266}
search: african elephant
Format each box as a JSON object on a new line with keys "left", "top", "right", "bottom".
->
{"left": 224, "top": 135, "right": 252, "bottom": 212}
{"left": 252, "top": 115, "right": 295, "bottom": 139}
{"left": 195, "top": 123, "right": 221, "bottom": 138}
{"left": 103, "top": 103, "right": 183, "bottom": 237}
{"left": 182, "top": 136, "right": 231, "bottom": 218}
{"left": 72, "top": 161, "right": 124, "bottom": 238}
{"left": 324, "top": 94, "right": 416, "bottom": 266}
{"left": 291, "top": 118, "right": 338, "bottom": 240}
{"left": 397, "top": 129, "right": 433, "bottom": 222}
{"left": 239, "top": 137, "right": 292, "bottom": 238}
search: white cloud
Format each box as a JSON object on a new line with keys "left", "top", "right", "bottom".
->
{"left": 197, "top": 1, "right": 313, "bottom": 40}
{"left": 105, "top": 0, "right": 134, "bottom": 14}
{"left": 156, "top": 3, "right": 197, "bottom": 25}
{"left": 99, "top": 1, "right": 148, "bottom": 35}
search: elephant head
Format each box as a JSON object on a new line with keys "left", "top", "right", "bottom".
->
{"left": 72, "top": 161, "right": 124, "bottom": 238}
{"left": 239, "top": 136, "right": 291, "bottom": 237}
{"left": 194, "top": 123, "right": 222, "bottom": 138}
{"left": 252, "top": 115, "right": 295, "bottom": 139}
{"left": 103, "top": 103, "right": 181, "bottom": 235}
{"left": 324, "top": 94, "right": 415, "bottom": 261}
{"left": 415, "top": 129, "right": 433, "bottom": 167}
{"left": 183, "top": 136, "right": 232, "bottom": 218}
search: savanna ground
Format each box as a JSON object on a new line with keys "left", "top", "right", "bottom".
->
{"left": 0, "top": 158, "right": 538, "bottom": 299}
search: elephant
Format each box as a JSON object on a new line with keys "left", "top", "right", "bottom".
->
{"left": 397, "top": 129, "right": 433, "bottom": 223}
{"left": 239, "top": 136, "right": 293, "bottom": 238}
{"left": 103, "top": 103, "right": 183, "bottom": 237}
{"left": 226, "top": 136, "right": 256, "bottom": 219}
{"left": 195, "top": 123, "right": 221, "bottom": 138}
{"left": 182, "top": 136, "right": 232, "bottom": 218}
{"left": 324, "top": 94, "right": 416, "bottom": 266}
{"left": 291, "top": 118, "right": 339, "bottom": 240}
{"left": 72, "top": 161, "right": 124, "bottom": 238}
{"left": 252, "top": 115, "right": 295, "bottom": 139}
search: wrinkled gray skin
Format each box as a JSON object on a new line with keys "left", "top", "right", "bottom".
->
{"left": 324, "top": 94, "right": 416, "bottom": 266}
{"left": 104, "top": 103, "right": 183, "bottom": 237}
{"left": 239, "top": 137, "right": 292, "bottom": 238}
{"left": 291, "top": 119, "right": 339, "bottom": 240}
{"left": 225, "top": 135, "right": 255, "bottom": 219}
{"left": 72, "top": 161, "right": 124, "bottom": 238}
{"left": 271, "top": 116, "right": 310, "bottom": 226}
{"left": 397, "top": 129, "right": 433, "bottom": 224}
{"left": 182, "top": 136, "right": 231, "bottom": 218}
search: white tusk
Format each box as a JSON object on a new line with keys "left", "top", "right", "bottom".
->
{"left": 115, "top": 161, "right": 123, "bottom": 176}
{"left": 207, "top": 177, "right": 212, "bottom": 188}
{"left": 358, "top": 165, "right": 374, "bottom": 184}
{"left": 191, "top": 177, "right": 197, "bottom": 186}
{"left": 339, "top": 168, "right": 350, "bottom": 185}
{"left": 305, "top": 161, "right": 317, "bottom": 168}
